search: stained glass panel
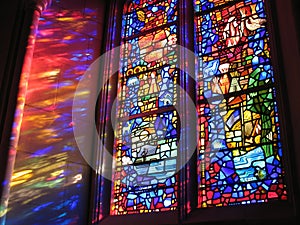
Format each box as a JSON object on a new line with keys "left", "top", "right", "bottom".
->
{"left": 111, "top": 0, "right": 179, "bottom": 215}
{"left": 195, "top": 0, "right": 268, "bottom": 56}
{"left": 195, "top": 0, "right": 287, "bottom": 207}
{"left": 111, "top": 111, "right": 178, "bottom": 214}
{"left": 118, "top": 66, "right": 178, "bottom": 117}
{"left": 123, "top": 0, "right": 178, "bottom": 38}
{"left": 115, "top": 111, "right": 178, "bottom": 164}
{"left": 121, "top": 25, "right": 178, "bottom": 72}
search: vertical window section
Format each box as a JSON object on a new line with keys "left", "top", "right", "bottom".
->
{"left": 194, "top": 0, "right": 288, "bottom": 207}
{"left": 111, "top": 0, "right": 179, "bottom": 215}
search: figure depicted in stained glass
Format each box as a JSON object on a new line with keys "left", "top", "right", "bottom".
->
{"left": 111, "top": 0, "right": 179, "bottom": 215}
{"left": 195, "top": 0, "right": 287, "bottom": 207}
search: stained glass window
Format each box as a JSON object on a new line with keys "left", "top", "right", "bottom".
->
{"left": 194, "top": 0, "right": 288, "bottom": 207}
{"left": 111, "top": 0, "right": 179, "bottom": 215}
{"left": 109, "top": 0, "right": 289, "bottom": 218}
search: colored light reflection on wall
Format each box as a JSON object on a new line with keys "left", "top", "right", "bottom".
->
{"left": 6, "top": 1, "right": 102, "bottom": 224}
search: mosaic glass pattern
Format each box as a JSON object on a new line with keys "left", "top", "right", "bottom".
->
{"left": 195, "top": 0, "right": 287, "bottom": 207}
{"left": 194, "top": 0, "right": 235, "bottom": 12}
{"left": 122, "top": 0, "right": 178, "bottom": 38}
{"left": 118, "top": 65, "right": 178, "bottom": 117}
{"left": 121, "top": 25, "right": 178, "bottom": 72}
{"left": 111, "top": 0, "right": 179, "bottom": 215}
